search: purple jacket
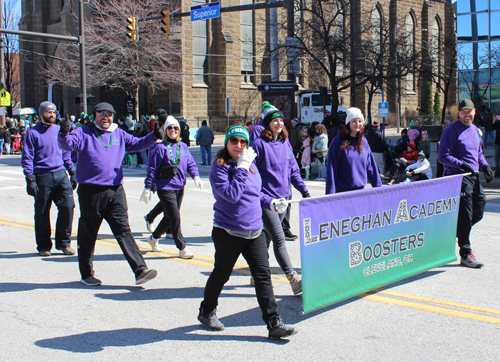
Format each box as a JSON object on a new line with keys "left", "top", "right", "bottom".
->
{"left": 326, "top": 135, "right": 382, "bottom": 194}
{"left": 22, "top": 123, "right": 74, "bottom": 176}
{"left": 251, "top": 136, "right": 307, "bottom": 204}
{"left": 249, "top": 122, "right": 264, "bottom": 143}
{"left": 58, "top": 123, "right": 157, "bottom": 186}
{"left": 438, "top": 120, "right": 488, "bottom": 175}
{"left": 145, "top": 140, "right": 199, "bottom": 190}
{"left": 210, "top": 161, "right": 267, "bottom": 231}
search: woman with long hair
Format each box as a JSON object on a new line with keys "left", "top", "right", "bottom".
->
{"left": 198, "top": 125, "right": 298, "bottom": 340}
{"left": 326, "top": 107, "right": 382, "bottom": 194}
{"left": 251, "top": 101, "right": 310, "bottom": 295}
{"left": 140, "top": 116, "right": 202, "bottom": 258}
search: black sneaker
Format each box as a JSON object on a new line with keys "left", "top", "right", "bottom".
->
{"left": 135, "top": 269, "right": 158, "bottom": 285}
{"left": 267, "top": 315, "right": 298, "bottom": 340}
{"left": 198, "top": 309, "right": 225, "bottom": 331}
{"left": 80, "top": 275, "right": 102, "bottom": 286}
{"left": 284, "top": 230, "right": 298, "bottom": 241}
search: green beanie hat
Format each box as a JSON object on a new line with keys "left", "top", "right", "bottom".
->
{"left": 224, "top": 126, "right": 250, "bottom": 148}
{"left": 259, "top": 101, "right": 282, "bottom": 125}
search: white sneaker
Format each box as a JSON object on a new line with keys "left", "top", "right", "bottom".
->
{"left": 179, "top": 248, "right": 194, "bottom": 259}
{"left": 144, "top": 216, "right": 154, "bottom": 233}
{"left": 146, "top": 235, "right": 161, "bottom": 252}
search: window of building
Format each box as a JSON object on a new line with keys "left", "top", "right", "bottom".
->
{"left": 371, "top": 5, "right": 382, "bottom": 53}
{"left": 241, "top": 0, "right": 254, "bottom": 84}
{"left": 430, "top": 16, "right": 442, "bottom": 80}
{"left": 192, "top": 0, "right": 208, "bottom": 85}
{"left": 492, "top": 11, "right": 500, "bottom": 39}
{"left": 405, "top": 11, "right": 416, "bottom": 92}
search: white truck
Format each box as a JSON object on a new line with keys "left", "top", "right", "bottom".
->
{"left": 297, "top": 90, "right": 347, "bottom": 124}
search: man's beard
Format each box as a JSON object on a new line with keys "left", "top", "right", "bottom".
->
{"left": 42, "top": 114, "right": 56, "bottom": 124}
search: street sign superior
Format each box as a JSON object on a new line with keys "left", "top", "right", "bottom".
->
{"left": 191, "top": 2, "right": 220, "bottom": 21}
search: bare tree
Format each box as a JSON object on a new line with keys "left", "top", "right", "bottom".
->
{"left": 420, "top": 35, "right": 458, "bottom": 123}
{"left": 2, "top": 0, "right": 21, "bottom": 113}
{"left": 457, "top": 42, "right": 495, "bottom": 108}
{"left": 42, "top": 0, "right": 182, "bottom": 121}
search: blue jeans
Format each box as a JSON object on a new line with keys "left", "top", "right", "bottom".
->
{"left": 200, "top": 145, "right": 211, "bottom": 164}
{"left": 0, "top": 139, "right": 4, "bottom": 154}
{"left": 495, "top": 144, "right": 500, "bottom": 173}
{"left": 140, "top": 150, "right": 148, "bottom": 165}
{"left": 483, "top": 130, "right": 495, "bottom": 146}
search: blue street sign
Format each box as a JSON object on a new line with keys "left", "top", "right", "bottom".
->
{"left": 378, "top": 102, "right": 389, "bottom": 118}
{"left": 191, "top": 2, "right": 220, "bottom": 21}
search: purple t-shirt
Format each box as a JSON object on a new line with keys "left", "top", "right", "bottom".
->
{"left": 58, "top": 123, "right": 157, "bottom": 186}
{"left": 251, "top": 136, "right": 307, "bottom": 204}
{"left": 22, "top": 123, "right": 74, "bottom": 176}
{"left": 326, "top": 135, "right": 382, "bottom": 194}
{"left": 144, "top": 140, "right": 199, "bottom": 190}
{"left": 438, "top": 120, "right": 488, "bottom": 175}
{"left": 210, "top": 161, "right": 266, "bottom": 231}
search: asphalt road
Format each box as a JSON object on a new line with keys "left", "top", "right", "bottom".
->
{"left": 1, "top": 140, "right": 499, "bottom": 361}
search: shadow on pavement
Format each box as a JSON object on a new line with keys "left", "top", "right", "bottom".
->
{"left": 35, "top": 323, "right": 292, "bottom": 352}
{"left": 0, "top": 281, "right": 139, "bottom": 293}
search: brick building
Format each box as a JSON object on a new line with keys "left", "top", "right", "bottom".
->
{"left": 19, "top": 0, "right": 456, "bottom": 125}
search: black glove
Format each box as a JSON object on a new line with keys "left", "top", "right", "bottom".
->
{"left": 69, "top": 170, "right": 77, "bottom": 190}
{"left": 153, "top": 122, "right": 164, "bottom": 140}
{"left": 151, "top": 183, "right": 157, "bottom": 193}
{"left": 59, "top": 118, "right": 71, "bottom": 137}
{"left": 26, "top": 175, "right": 38, "bottom": 198}
{"left": 482, "top": 165, "right": 494, "bottom": 183}
{"left": 460, "top": 162, "right": 475, "bottom": 174}
{"left": 302, "top": 191, "right": 311, "bottom": 198}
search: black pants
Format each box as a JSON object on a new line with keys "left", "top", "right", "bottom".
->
{"left": 408, "top": 173, "right": 429, "bottom": 182}
{"left": 436, "top": 161, "right": 444, "bottom": 178}
{"left": 456, "top": 175, "right": 486, "bottom": 258}
{"left": 388, "top": 159, "right": 408, "bottom": 181}
{"left": 146, "top": 201, "right": 163, "bottom": 223}
{"left": 153, "top": 189, "right": 185, "bottom": 250}
{"left": 33, "top": 170, "right": 74, "bottom": 252}
{"left": 77, "top": 184, "right": 147, "bottom": 279}
{"left": 200, "top": 227, "right": 279, "bottom": 322}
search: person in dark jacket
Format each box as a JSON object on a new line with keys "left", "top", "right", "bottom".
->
{"left": 394, "top": 129, "right": 410, "bottom": 155}
{"left": 196, "top": 120, "right": 215, "bottom": 165}
{"left": 365, "top": 121, "right": 389, "bottom": 174}
{"left": 492, "top": 112, "right": 500, "bottom": 177}
{"left": 180, "top": 120, "right": 190, "bottom": 146}
{"left": 482, "top": 108, "right": 495, "bottom": 147}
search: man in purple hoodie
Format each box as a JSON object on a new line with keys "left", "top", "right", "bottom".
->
{"left": 438, "top": 98, "right": 494, "bottom": 268}
{"left": 22, "top": 101, "right": 76, "bottom": 257}
{"left": 58, "top": 102, "right": 162, "bottom": 286}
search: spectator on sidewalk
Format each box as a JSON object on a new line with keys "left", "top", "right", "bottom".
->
{"left": 482, "top": 108, "right": 495, "bottom": 147}
{"left": 365, "top": 121, "right": 389, "bottom": 174}
{"left": 436, "top": 120, "right": 451, "bottom": 178}
{"left": 492, "top": 112, "right": 500, "bottom": 177}
{"left": 196, "top": 120, "right": 215, "bottom": 165}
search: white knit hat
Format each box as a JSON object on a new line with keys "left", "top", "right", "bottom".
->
{"left": 345, "top": 107, "right": 366, "bottom": 125}
{"left": 163, "top": 115, "right": 180, "bottom": 130}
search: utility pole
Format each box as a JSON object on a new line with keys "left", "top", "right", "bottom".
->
{"left": 79, "top": 0, "right": 87, "bottom": 115}
{"left": 0, "top": 0, "right": 5, "bottom": 126}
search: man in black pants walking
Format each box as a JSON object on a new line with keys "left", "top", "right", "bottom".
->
{"left": 21, "top": 101, "right": 76, "bottom": 256}
{"left": 58, "top": 102, "right": 163, "bottom": 286}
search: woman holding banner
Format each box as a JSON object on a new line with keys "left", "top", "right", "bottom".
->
{"left": 325, "top": 107, "right": 382, "bottom": 194}
{"left": 198, "top": 125, "right": 298, "bottom": 340}
{"left": 251, "top": 101, "right": 310, "bottom": 295}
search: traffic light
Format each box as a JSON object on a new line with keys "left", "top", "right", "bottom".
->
{"left": 127, "top": 17, "right": 137, "bottom": 40}
{"left": 161, "top": 10, "right": 170, "bottom": 34}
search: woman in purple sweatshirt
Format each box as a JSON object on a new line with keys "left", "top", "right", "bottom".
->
{"left": 140, "top": 116, "right": 202, "bottom": 259}
{"left": 198, "top": 125, "right": 297, "bottom": 340}
{"left": 326, "top": 107, "right": 382, "bottom": 194}
{"left": 251, "top": 102, "right": 310, "bottom": 295}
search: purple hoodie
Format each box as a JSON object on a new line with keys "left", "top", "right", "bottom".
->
{"left": 210, "top": 161, "right": 267, "bottom": 231}
{"left": 22, "top": 123, "right": 74, "bottom": 176}
{"left": 144, "top": 140, "right": 199, "bottom": 190}
{"left": 326, "top": 135, "right": 382, "bottom": 194}
{"left": 438, "top": 120, "right": 488, "bottom": 175}
{"left": 58, "top": 123, "right": 157, "bottom": 186}
{"left": 251, "top": 136, "right": 307, "bottom": 205}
